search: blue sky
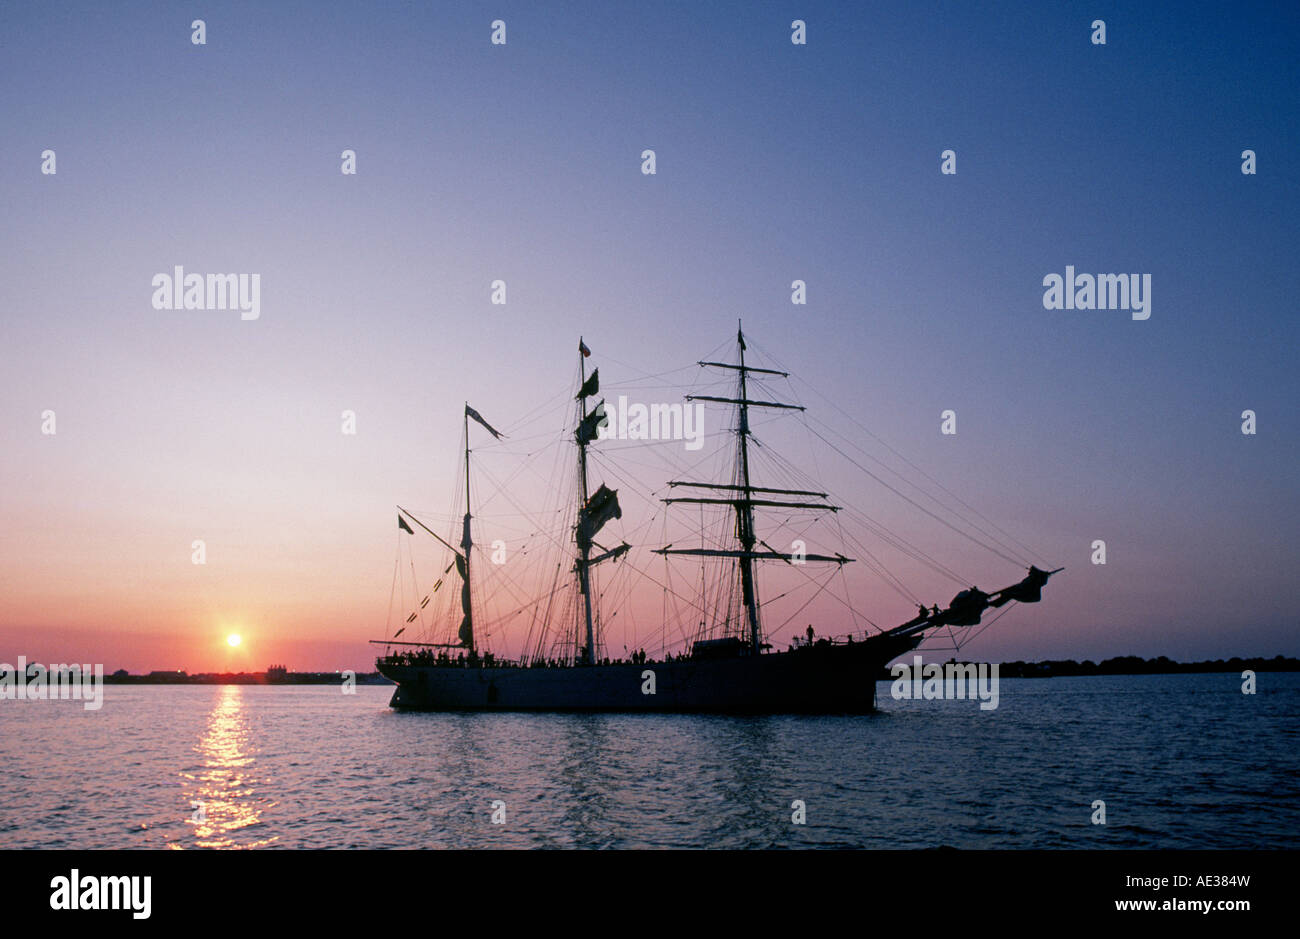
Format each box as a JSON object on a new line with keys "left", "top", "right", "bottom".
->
{"left": 1, "top": 1, "right": 1297, "bottom": 668}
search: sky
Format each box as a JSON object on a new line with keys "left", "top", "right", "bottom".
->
{"left": 1, "top": 1, "right": 1297, "bottom": 672}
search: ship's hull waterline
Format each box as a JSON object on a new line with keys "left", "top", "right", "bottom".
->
{"left": 377, "top": 634, "right": 923, "bottom": 713}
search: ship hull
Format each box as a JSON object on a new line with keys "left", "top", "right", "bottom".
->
{"left": 377, "top": 634, "right": 922, "bottom": 713}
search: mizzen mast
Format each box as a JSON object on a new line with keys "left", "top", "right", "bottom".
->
{"left": 732, "top": 325, "right": 763, "bottom": 652}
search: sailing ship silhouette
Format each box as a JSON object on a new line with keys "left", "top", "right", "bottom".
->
{"left": 372, "top": 326, "right": 1059, "bottom": 712}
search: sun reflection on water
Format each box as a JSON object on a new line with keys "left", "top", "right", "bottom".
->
{"left": 182, "top": 685, "right": 278, "bottom": 848}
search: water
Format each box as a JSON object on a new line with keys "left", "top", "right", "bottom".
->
{"left": 1, "top": 674, "right": 1296, "bottom": 849}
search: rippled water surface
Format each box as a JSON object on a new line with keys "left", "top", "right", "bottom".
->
{"left": 1, "top": 674, "right": 1296, "bottom": 848}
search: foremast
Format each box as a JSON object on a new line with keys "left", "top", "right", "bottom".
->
{"left": 459, "top": 403, "right": 474, "bottom": 651}
{"left": 656, "top": 323, "right": 851, "bottom": 654}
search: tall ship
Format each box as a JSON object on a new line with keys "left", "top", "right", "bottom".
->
{"left": 373, "top": 326, "right": 1058, "bottom": 712}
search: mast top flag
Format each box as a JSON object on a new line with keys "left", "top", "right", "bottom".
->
{"left": 465, "top": 404, "right": 503, "bottom": 440}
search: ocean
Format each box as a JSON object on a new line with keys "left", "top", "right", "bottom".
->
{"left": 2, "top": 673, "right": 1295, "bottom": 849}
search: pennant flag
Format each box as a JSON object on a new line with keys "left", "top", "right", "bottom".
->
{"left": 576, "top": 368, "right": 599, "bottom": 400}
{"left": 465, "top": 404, "right": 503, "bottom": 439}
{"left": 398, "top": 514, "right": 414, "bottom": 534}
{"left": 738, "top": 327, "right": 746, "bottom": 351}
{"left": 576, "top": 400, "right": 608, "bottom": 445}
{"left": 579, "top": 339, "right": 591, "bottom": 357}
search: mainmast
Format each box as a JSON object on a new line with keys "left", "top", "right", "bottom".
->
{"left": 655, "top": 323, "right": 850, "bottom": 654}
{"left": 576, "top": 341, "right": 596, "bottom": 665}
{"left": 571, "top": 339, "right": 628, "bottom": 665}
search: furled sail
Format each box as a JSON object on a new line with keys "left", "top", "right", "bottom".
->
{"left": 578, "top": 484, "right": 621, "bottom": 549}
{"left": 576, "top": 401, "right": 607, "bottom": 445}
{"left": 990, "top": 565, "right": 1058, "bottom": 607}
{"left": 576, "top": 368, "right": 599, "bottom": 400}
{"left": 458, "top": 600, "right": 472, "bottom": 645}
{"left": 586, "top": 542, "right": 631, "bottom": 566}
{"left": 938, "top": 587, "right": 990, "bottom": 627}
{"left": 454, "top": 549, "right": 472, "bottom": 645}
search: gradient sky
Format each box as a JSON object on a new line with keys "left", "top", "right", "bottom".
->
{"left": 2, "top": 1, "right": 1297, "bottom": 672}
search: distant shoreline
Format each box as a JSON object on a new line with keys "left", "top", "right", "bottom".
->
{"left": 103, "top": 670, "right": 392, "bottom": 685}
{"left": 92, "top": 655, "right": 1300, "bottom": 684}
{"left": 876, "top": 654, "right": 1299, "bottom": 681}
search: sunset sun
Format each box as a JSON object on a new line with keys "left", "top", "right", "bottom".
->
{"left": 226, "top": 633, "right": 242, "bottom": 648}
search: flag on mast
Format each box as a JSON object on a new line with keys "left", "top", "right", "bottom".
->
{"left": 465, "top": 404, "right": 503, "bottom": 439}
{"left": 579, "top": 339, "right": 591, "bottom": 357}
{"left": 398, "top": 514, "right": 414, "bottom": 534}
